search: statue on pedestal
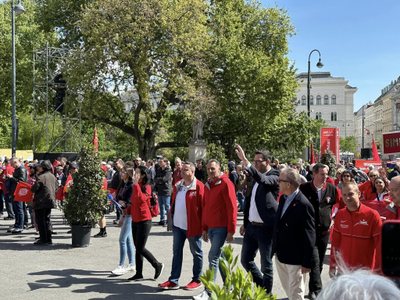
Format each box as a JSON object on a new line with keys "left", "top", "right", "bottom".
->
{"left": 192, "top": 116, "right": 205, "bottom": 143}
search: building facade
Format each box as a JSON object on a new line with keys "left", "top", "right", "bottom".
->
{"left": 353, "top": 76, "right": 400, "bottom": 158}
{"left": 295, "top": 72, "right": 357, "bottom": 138}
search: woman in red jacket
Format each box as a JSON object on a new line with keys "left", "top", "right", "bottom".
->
{"left": 128, "top": 166, "right": 164, "bottom": 281}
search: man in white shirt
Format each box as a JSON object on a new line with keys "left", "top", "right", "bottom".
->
{"left": 158, "top": 162, "right": 205, "bottom": 291}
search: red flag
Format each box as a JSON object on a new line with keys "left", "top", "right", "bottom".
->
{"left": 310, "top": 143, "right": 316, "bottom": 164}
{"left": 92, "top": 127, "right": 99, "bottom": 153}
{"left": 371, "top": 135, "right": 380, "bottom": 162}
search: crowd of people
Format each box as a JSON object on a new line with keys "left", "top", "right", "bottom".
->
{"left": 1, "top": 147, "right": 400, "bottom": 300}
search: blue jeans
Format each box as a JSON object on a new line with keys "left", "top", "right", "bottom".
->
{"left": 208, "top": 227, "right": 227, "bottom": 282}
{"left": 240, "top": 223, "right": 273, "bottom": 293}
{"left": 119, "top": 215, "right": 135, "bottom": 266}
{"left": 237, "top": 192, "right": 244, "bottom": 211}
{"left": 5, "top": 193, "right": 14, "bottom": 218}
{"left": 158, "top": 195, "right": 170, "bottom": 222}
{"left": 13, "top": 198, "right": 24, "bottom": 229}
{"left": 170, "top": 225, "right": 203, "bottom": 284}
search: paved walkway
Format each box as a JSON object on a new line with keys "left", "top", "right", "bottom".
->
{"left": 0, "top": 209, "right": 330, "bottom": 299}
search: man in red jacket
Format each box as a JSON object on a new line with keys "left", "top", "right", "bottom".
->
{"left": 158, "top": 162, "right": 204, "bottom": 291}
{"left": 193, "top": 159, "right": 237, "bottom": 300}
{"left": 330, "top": 182, "right": 382, "bottom": 276}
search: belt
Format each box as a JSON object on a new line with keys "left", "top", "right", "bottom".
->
{"left": 250, "top": 221, "right": 264, "bottom": 227}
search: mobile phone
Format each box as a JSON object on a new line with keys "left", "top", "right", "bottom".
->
{"left": 382, "top": 220, "right": 400, "bottom": 277}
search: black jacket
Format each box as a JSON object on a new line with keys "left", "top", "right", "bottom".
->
{"left": 272, "top": 191, "right": 316, "bottom": 268}
{"left": 31, "top": 171, "right": 58, "bottom": 210}
{"left": 299, "top": 181, "right": 338, "bottom": 233}
{"left": 8, "top": 165, "right": 28, "bottom": 194}
{"left": 154, "top": 166, "right": 172, "bottom": 196}
{"left": 243, "top": 166, "right": 279, "bottom": 230}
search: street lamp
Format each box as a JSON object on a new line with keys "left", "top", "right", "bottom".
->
{"left": 11, "top": 0, "right": 25, "bottom": 157}
{"left": 307, "top": 49, "right": 323, "bottom": 162}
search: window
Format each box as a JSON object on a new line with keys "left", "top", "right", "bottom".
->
{"left": 331, "top": 112, "right": 337, "bottom": 121}
{"left": 316, "top": 112, "right": 322, "bottom": 120}
{"left": 301, "top": 95, "right": 306, "bottom": 105}
{"left": 331, "top": 95, "right": 336, "bottom": 105}
{"left": 316, "top": 95, "right": 321, "bottom": 105}
{"left": 310, "top": 95, "right": 314, "bottom": 105}
{"left": 324, "top": 95, "right": 329, "bottom": 105}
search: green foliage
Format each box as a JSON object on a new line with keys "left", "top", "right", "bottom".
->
{"left": 340, "top": 136, "right": 357, "bottom": 153}
{"left": 320, "top": 150, "right": 337, "bottom": 177}
{"left": 206, "top": 143, "right": 228, "bottom": 170}
{"left": 0, "top": 0, "right": 55, "bottom": 120}
{"left": 205, "top": 0, "right": 297, "bottom": 158}
{"left": 63, "top": 148, "right": 107, "bottom": 226}
{"left": 201, "top": 245, "right": 275, "bottom": 300}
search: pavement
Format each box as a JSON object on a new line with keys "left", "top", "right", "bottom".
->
{"left": 0, "top": 209, "right": 330, "bottom": 300}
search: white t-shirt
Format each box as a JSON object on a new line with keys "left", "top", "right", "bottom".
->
{"left": 173, "top": 187, "right": 188, "bottom": 230}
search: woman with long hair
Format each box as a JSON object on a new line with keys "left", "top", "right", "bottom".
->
{"left": 128, "top": 166, "right": 164, "bottom": 281}
{"left": 364, "top": 176, "right": 391, "bottom": 217}
{"left": 111, "top": 167, "right": 135, "bottom": 276}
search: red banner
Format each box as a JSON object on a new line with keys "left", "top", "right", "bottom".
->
{"left": 383, "top": 131, "right": 400, "bottom": 154}
{"left": 320, "top": 128, "right": 340, "bottom": 163}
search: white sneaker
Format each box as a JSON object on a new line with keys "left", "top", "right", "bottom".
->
{"left": 192, "top": 290, "right": 210, "bottom": 300}
{"left": 111, "top": 266, "right": 128, "bottom": 276}
{"left": 126, "top": 264, "right": 136, "bottom": 272}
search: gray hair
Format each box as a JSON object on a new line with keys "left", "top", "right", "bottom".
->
{"left": 207, "top": 159, "right": 220, "bottom": 166}
{"left": 183, "top": 161, "right": 195, "bottom": 172}
{"left": 317, "top": 269, "right": 400, "bottom": 300}
{"left": 281, "top": 168, "right": 301, "bottom": 188}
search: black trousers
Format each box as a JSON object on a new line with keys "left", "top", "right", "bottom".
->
{"left": 308, "top": 231, "right": 329, "bottom": 295}
{"left": 35, "top": 208, "right": 52, "bottom": 243}
{"left": 132, "top": 220, "right": 159, "bottom": 276}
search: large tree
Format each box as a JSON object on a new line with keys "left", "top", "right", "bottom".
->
{"left": 65, "top": 0, "right": 210, "bottom": 159}
{"left": 204, "top": 0, "right": 301, "bottom": 158}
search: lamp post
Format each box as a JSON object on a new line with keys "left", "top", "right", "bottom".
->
{"left": 11, "top": 0, "right": 25, "bottom": 157}
{"left": 307, "top": 49, "right": 323, "bottom": 162}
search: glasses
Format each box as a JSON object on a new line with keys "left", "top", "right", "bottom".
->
{"left": 253, "top": 160, "right": 265, "bottom": 164}
{"left": 369, "top": 174, "right": 378, "bottom": 178}
{"left": 342, "top": 175, "right": 351, "bottom": 178}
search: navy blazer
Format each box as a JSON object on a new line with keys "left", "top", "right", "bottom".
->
{"left": 272, "top": 191, "right": 316, "bottom": 269}
{"left": 243, "top": 166, "right": 279, "bottom": 230}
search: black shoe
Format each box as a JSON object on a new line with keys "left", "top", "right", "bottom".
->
{"left": 4, "top": 216, "right": 14, "bottom": 220}
{"left": 51, "top": 231, "right": 57, "bottom": 235}
{"left": 154, "top": 263, "right": 164, "bottom": 279}
{"left": 67, "top": 230, "right": 72, "bottom": 234}
{"left": 158, "top": 221, "right": 165, "bottom": 226}
{"left": 94, "top": 231, "right": 107, "bottom": 238}
{"left": 34, "top": 240, "right": 47, "bottom": 245}
{"left": 128, "top": 274, "right": 144, "bottom": 281}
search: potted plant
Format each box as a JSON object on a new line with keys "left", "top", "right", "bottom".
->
{"left": 63, "top": 148, "right": 107, "bottom": 247}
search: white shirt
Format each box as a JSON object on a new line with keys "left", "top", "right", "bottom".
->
{"left": 173, "top": 187, "right": 188, "bottom": 230}
{"left": 249, "top": 182, "right": 264, "bottom": 223}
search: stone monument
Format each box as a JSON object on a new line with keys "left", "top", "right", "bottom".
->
{"left": 189, "top": 116, "right": 207, "bottom": 163}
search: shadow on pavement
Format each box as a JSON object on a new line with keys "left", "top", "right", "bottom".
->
{"left": 0, "top": 239, "right": 72, "bottom": 251}
{"left": 28, "top": 268, "right": 196, "bottom": 299}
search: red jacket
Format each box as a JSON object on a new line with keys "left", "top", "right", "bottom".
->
{"left": 170, "top": 178, "right": 204, "bottom": 237}
{"left": 359, "top": 181, "right": 376, "bottom": 201}
{"left": 172, "top": 169, "right": 183, "bottom": 186}
{"left": 363, "top": 193, "right": 391, "bottom": 218}
{"left": 130, "top": 183, "right": 152, "bottom": 222}
{"left": 381, "top": 202, "right": 400, "bottom": 220}
{"left": 330, "top": 203, "right": 382, "bottom": 271}
{"left": 203, "top": 174, "right": 237, "bottom": 234}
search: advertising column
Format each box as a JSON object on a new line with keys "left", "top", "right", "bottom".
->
{"left": 320, "top": 128, "right": 340, "bottom": 162}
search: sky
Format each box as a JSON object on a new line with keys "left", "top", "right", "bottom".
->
{"left": 261, "top": 0, "right": 400, "bottom": 111}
